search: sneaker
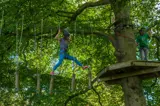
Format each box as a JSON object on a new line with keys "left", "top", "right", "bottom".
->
{"left": 50, "top": 71, "right": 54, "bottom": 75}
{"left": 82, "top": 66, "right": 89, "bottom": 70}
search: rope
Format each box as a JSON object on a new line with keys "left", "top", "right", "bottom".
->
{"left": 0, "top": 10, "right": 4, "bottom": 36}
{"left": 0, "top": 0, "right": 4, "bottom": 36}
{"left": 33, "top": 23, "right": 39, "bottom": 91}
{"left": 88, "top": 23, "right": 92, "bottom": 89}
{"left": 34, "top": 24, "right": 37, "bottom": 51}
{"left": 14, "top": 15, "right": 24, "bottom": 92}
{"left": 19, "top": 15, "right": 24, "bottom": 53}
{"left": 40, "top": 18, "right": 43, "bottom": 65}
{"left": 49, "top": 26, "right": 55, "bottom": 94}
{"left": 15, "top": 23, "right": 19, "bottom": 66}
{"left": 40, "top": 19, "right": 43, "bottom": 54}
{"left": 15, "top": 22, "right": 19, "bottom": 92}
{"left": 50, "top": 28, "right": 53, "bottom": 40}
{"left": 36, "top": 19, "right": 44, "bottom": 94}
{"left": 71, "top": 21, "right": 77, "bottom": 91}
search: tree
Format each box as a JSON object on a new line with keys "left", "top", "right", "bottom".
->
{"left": 0, "top": 0, "right": 160, "bottom": 105}
{"left": 60, "top": 0, "right": 159, "bottom": 106}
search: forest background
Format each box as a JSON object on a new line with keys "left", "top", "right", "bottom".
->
{"left": 0, "top": 0, "right": 160, "bottom": 106}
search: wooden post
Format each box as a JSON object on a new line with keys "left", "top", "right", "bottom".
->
{"left": 88, "top": 67, "right": 92, "bottom": 89}
{"left": 36, "top": 73, "right": 41, "bottom": 94}
{"left": 71, "top": 73, "right": 76, "bottom": 91}
{"left": 15, "top": 71, "right": 19, "bottom": 92}
{"left": 71, "top": 61, "right": 76, "bottom": 91}
{"left": 49, "top": 75, "right": 54, "bottom": 95}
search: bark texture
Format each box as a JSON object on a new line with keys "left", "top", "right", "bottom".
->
{"left": 121, "top": 77, "right": 146, "bottom": 106}
{"left": 110, "top": 0, "right": 146, "bottom": 106}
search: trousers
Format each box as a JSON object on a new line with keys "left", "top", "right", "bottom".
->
{"left": 53, "top": 50, "right": 82, "bottom": 70}
{"left": 139, "top": 47, "right": 149, "bottom": 60}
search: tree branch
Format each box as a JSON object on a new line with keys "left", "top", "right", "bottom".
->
{"left": 57, "top": 13, "right": 72, "bottom": 18}
{"left": 56, "top": 10, "right": 75, "bottom": 14}
{"left": 69, "top": 0, "right": 110, "bottom": 22}
{"left": 64, "top": 88, "right": 91, "bottom": 106}
{"left": 150, "top": 78, "right": 157, "bottom": 87}
{"left": 92, "top": 87, "right": 103, "bottom": 106}
{"left": 92, "top": 31, "right": 116, "bottom": 49}
{"left": 59, "top": 0, "right": 65, "bottom": 5}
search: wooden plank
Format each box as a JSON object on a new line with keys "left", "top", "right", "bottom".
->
{"left": 88, "top": 68, "right": 92, "bottom": 89}
{"left": 15, "top": 71, "right": 19, "bottom": 92}
{"left": 99, "top": 67, "right": 160, "bottom": 82}
{"left": 71, "top": 73, "right": 76, "bottom": 92}
{"left": 96, "top": 61, "right": 160, "bottom": 82}
{"left": 96, "top": 61, "right": 136, "bottom": 79}
{"left": 96, "top": 68, "right": 108, "bottom": 79}
{"left": 36, "top": 73, "right": 41, "bottom": 94}
{"left": 105, "top": 72, "right": 160, "bottom": 85}
{"left": 108, "top": 61, "right": 132, "bottom": 70}
{"left": 132, "top": 61, "right": 160, "bottom": 67}
{"left": 49, "top": 75, "right": 54, "bottom": 95}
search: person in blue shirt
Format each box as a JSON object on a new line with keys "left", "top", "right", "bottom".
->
{"left": 136, "top": 28, "right": 151, "bottom": 60}
{"left": 50, "top": 29, "right": 89, "bottom": 75}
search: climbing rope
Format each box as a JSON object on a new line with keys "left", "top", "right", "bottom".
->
{"left": 19, "top": 15, "right": 24, "bottom": 52}
{"left": 71, "top": 21, "right": 77, "bottom": 91}
{"left": 0, "top": 10, "right": 4, "bottom": 36}
{"left": 49, "top": 22, "right": 61, "bottom": 95}
{"left": 88, "top": 23, "right": 93, "bottom": 89}
{"left": 36, "top": 19, "right": 44, "bottom": 94}
{"left": 15, "top": 23, "right": 19, "bottom": 92}
{"left": 15, "top": 15, "right": 24, "bottom": 92}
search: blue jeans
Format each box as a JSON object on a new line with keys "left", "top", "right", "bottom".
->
{"left": 53, "top": 50, "right": 82, "bottom": 71}
{"left": 139, "top": 47, "right": 149, "bottom": 60}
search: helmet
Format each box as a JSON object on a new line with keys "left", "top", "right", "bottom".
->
{"left": 63, "top": 29, "right": 70, "bottom": 37}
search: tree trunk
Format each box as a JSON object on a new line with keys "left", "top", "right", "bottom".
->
{"left": 110, "top": 1, "right": 146, "bottom": 106}
{"left": 121, "top": 77, "right": 146, "bottom": 106}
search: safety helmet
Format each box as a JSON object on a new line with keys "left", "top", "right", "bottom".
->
{"left": 63, "top": 29, "right": 70, "bottom": 37}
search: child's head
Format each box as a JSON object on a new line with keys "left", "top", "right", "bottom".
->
{"left": 139, "top": 28, "right": 145, "bottom": 35}
{"left": 63, "top": 29, "right": 70, "bottom": 40}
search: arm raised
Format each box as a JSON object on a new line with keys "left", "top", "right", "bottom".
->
{"left": 55, "top": 29, "right": 61, "bottom": 40}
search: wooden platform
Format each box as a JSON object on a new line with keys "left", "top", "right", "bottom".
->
{"left": 97, "top": 61, "right": 160, "bottom": 84}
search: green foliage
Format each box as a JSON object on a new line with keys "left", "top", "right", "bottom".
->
{"left": 0, "top": 0, "right": 160, "bottom": 105}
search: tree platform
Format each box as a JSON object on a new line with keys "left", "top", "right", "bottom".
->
{"left": 97, "top": 60, "right": 160, "bottom": 84}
